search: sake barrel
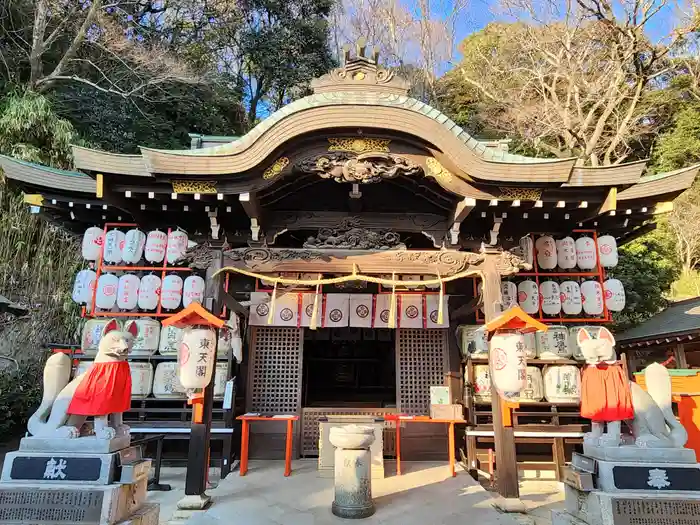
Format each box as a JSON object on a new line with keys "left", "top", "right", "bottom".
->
{"left": 543, "top": 365, "right": 581, "bottom": 403}
{"left": 138, "top": 274, "right": 161, "bottom": 310}
{"left": 161, "top": 274, "right": 183, "bottom": 310}
{"left": 95, "top": 273, "right": 119, "bottom": 309}
{"left": 129, "top": 362, "right": 154, "bottom": 399}
{"left": 597, "top": 235, "right": 619, "bottom": 268}
{"left": 489, "top": 332, "right": 527, "bottom": 394}
{"left": 575, "top": 236, "right": 597, "bottom": 270}
{"left": 457, "top": 326, "right": 489, "bottom": 357}
{"left": 130, "top": 318, "right": 160, "bottom": 356}
{"left": 123, "top": 229, "right": 146, "bottom": 264}
{"left": 581, "top": 280, "right": 604, "bottom": 315}
{"left": 72, "top": 269, "right": 96, "bottom": 304}
{"left": 540, "top": 281, "right": 562, "bottom": 315}
{"left": 518, "top": 366, "right": 544, "bottom": 403}
{"left": 82, "top": 227, "right": 104, "bottom": 261}
{"left": 560, "top": 281, "right": 583, "bottom": 315}
{"left": 153, "top": 362, "right": 186, "bottom": 399}
{"left": 117, "top": 274, "right": 140, "bottom": 310}
{"left": 604, "top": 278, "right": 626, "bottom": 312}
{"left": 535, "top": 235, "right": 557, "bottom": 270}
{"left": 179, "top": 327, "right": 217, "bottom": 389}
{"left": 518, "top": 280, "right": 539, "bottom": 314}
{"left": 158, "top": 325, "right": 183, "bottom": 355}
{"left": 536, "top": 327, "right": 572, "bottom": 359}
{"left": 556, "top": 237, "right": 577, "bottom": 269}
{"left": 570, "top": 326, "right": 601, "bottom": 360}
{"left": 472, "top": 365, "right": 492, "bottom": 403}
{"left": 103, "top": 229, "right": 125, "bottom": 264}
{"left": 81, "top": 319, "right": 119, "bottom": 355}
{"left": 523, "top": 332, "right": 538, "bottom": 359}
{"left": 519, "top": 236, "right": 534, "bottom": 267}
{"left": 166, "top": 230, "right": 189, "bottom": 264}
{"left": 183, "top": 275, "right": 205, "bottom": 307}
{"left": 501, "top": 281, "right": 517, "bottom": 309}
{"left": 144, "top": 230, "right": 168, "bottom": 263}
{"left": 213, "top": 362, "right": 229, "bottom": 399}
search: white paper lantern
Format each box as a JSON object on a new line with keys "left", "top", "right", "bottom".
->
{"left": 82, "top": 227, "right": 104, "bottom": 261}
{"left": 519, "top": 236, "right": 534, "bottom": 267}
{"left": 123, "top": 229, "right": 146, "bottom": 264}
{"left": 116, "top": 274, "right": 140, "bottom": 310}
{"left": 179, "top": 327, "right": 217, "bottom": 389}
{"left": 543, "top": 365, "right": 581, "bottom": 403}
{"left": 138, "top": 274, "right": 162, "bottom": 310}
{"left": 598, "top": 235, "right": 619, "bottom": 268}
{"left": 535, "top": 235, "right": 557, "bottom": 270}
{"left": 72, "top": 269, "right": 96, "bottom": 304}
{"left": 130, "top": 318, "right": 161, "bottom": 356}
{"left": 166, "top": 230, "right": 189, "bottom": 264}
{"left": 158, "top": 325, "right": 183, "bottom": 355}
{"left": 95, "top": 273, "right": 119, "bottom": 309}
{"left": 183, "top": 275, "right": 205, "bottom": 307}
{"left": 501, "top": 281, "right": 517, "bottom": 309}
{"left": 581, "top": 280, "right": 604, "bottom": 316}
{"left": 519, "top": 367, "right": 544, "bottom": 403}
{"left": 560, "top": 281, "right": 583, "bottom": 315}
{"left": 536, "top": 327, "right": 572, "bottom": 359}
{"left": 489, "top": 332, "right": 527, "bottom": 394}
{"left": 145, "top": 230, "right": 168, "bottom": 263}
{"left": 472, "top": 365, "right": 492, "bottom": 403}
{"left": 213, "top": 363, "right": 229, "bottom": 399}
{"left": 604, "top": 278, "right": 626, "bottom": 312}
{"left": 81, "top": 319, "right": 119, "bottom": 355}
{"left": 540, "top": 281, "right": 562, "bottom": 316}
{"left": 161, "top": 274, "right": 183, "bottom": 310}
{"left": 556, "top": 237, "right": 577, "bottom": 269}
{"left": 103, "top": 230, "right": 125, "bottom": 264}
{"left": 129, "top": 362, "right": 154, "bottom": 399}
{"left": 153, "top": 362, "right": 186, "bottom": 399}
{"left": 575, "top": 236, "right": 597, "bottom": 270}
{"left": 518, "top": 280, "right": 539, "bottom": 314}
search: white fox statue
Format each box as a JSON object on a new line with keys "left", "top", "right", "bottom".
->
{"left": 577, "top": 327, "right": 687, "bottom": 449}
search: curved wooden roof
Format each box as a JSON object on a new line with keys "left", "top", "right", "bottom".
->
{"left": 0, "top": 155, "right": 96, "bottom": 193}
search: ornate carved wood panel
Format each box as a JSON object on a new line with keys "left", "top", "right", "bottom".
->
{"left": 396, "top": 329, "right": 448, "bottom": 415}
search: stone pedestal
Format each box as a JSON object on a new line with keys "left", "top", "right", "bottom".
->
{"left": 319, "top": 417, "right": 385, "bottom": 479}
{"left": 329, "top": 425, "right": 376, "bottom": 520}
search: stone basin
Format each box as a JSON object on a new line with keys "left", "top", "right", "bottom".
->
{"left": 329, "top": 425, "right": 376, "bottom": 450}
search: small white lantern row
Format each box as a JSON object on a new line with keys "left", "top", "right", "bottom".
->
{"left": 138, "top": 274, "right": 162, "bottom": 310}
{"left": 489, "top": 332, "right": 528, "bottom": 394}
{"left": 117, "top": 273, "right": 140, "bottom": 310}
{"left": 183, "top": 275, "right": 205, "bottom": 307}
{"left": 604, "top": 278, "right": 626, "bottom": 312}
{"left": 560, "top": 281, "right": 583, "bottom": 315}
{"left": 72, "top": 269, "right": 96, "bottom": 304}
{"left": 82, "top": 227, "right": 104, "bottom": 261}
{"left": 597, "top": 235, "right": 619, "bottom": 268}
{"left": 161, "top": 274, "right": 184, "bottom": 310}
{"left": 581, "top": 280, "right": 604, "bottom": 315}
{"left": 95, "top": 273, "right": 119, "bottom": 309}
{"left": 179, "top": 327, "right": 217, "bottom": 389}
{"left": 536, "top": 326, "right": 572, "bottom": 359}
{"left": 540, "top": 281, "right": 562, "bottom": 316}
{"left": 123, "top": 228, "right": 146, "bottom": 264}
{"left": 166, "top": 229, "right": 189, "bottom": 264}
{"left": 501, "top": 281, "right": 518, "bottom": 309}
{"left": 575, "top": 236, "right": 597, "bottom": 270}
{"left": 518, "top": 280, "right": 539, "bottom": 314}
{"left": 556, "top": 237, "right": 577, "bottom": 269}
{"left": 130, "top": 318, "right": 161, "bottom": 356}
{"left": 103, "top": 229, "right": 125, "bottom": 264}
{"left": 145, "top": 230, "right": 168, "bottom": 263}
{"left": 535, "top": 235, "right": 557, "bottom": 270}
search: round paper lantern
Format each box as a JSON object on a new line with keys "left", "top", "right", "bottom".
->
{"left": 213, "top": 363, "right": 229, "bottom": 399}
{"left": 72, "top": 269, "right": 96, "bottom": 304}
{"left": 82, "top": 227, "right": 104, "bottom": 261}
{"left": 116, "top": 274, "right": 140, "bottom": 310}
{"left": 581, "top": 280, "right": 604, "bottom": 315}
{"left": 535, "top": 235, "right": 557, "bottom": 270}
{"left": 472, "top": 365, "right": 492, "bottom": 403}
{"left": 166, "top": 230, "right": 189, "bottom": 264}
{"left": 81, "top": 319, "right": 119, "bottom": 355}
{"left": 123, "top": 229, "right": 146, "bottom": 264}
{"left": 130, "top": 318, "right": 161, "bottom": 356}
{"left": 556, "top": 237, "right": 577, "bottom": 269}
{"left": 145, "top": 230, "right": 168, "bottom": 263}
{"left": 575, "top": 236, "right": 597, "bottom": 270}
{"left": 161, "top": 274, "right": 183, "bottom": 310}
{"left": 138, "top": 274, "right": 161, "bottom": 310}
{"left": 598, "top": 235, "right": 619, "bottom": 268}
{"left": 501, "top": 281, "right": 517, "bottom": 309}
{"left": 179, "top": 327, "right": 217, "bottom": 389}
{"left": 183, "top": 275, "right": 205, "bottom": 307}
{"left": 518, "top": 367, "right": 544, "bottom": 403}
{"left": 519, "top": 236, "right": 534, "bottom": 267}
{"left": 153, "top": 362, "right": 186, "bottom": 399}
{"left": 103, "top": 230, "right": 125, "bottom": 264}
{"left": 158, "top": 325, "right": 183, "bottom": 355}
{"left": 536, "top": 327, "right": 572, "bottom": 359}
{"left": 560, "top": 281, "right": 583, "bottom": 315}
{"left": 489, "top": 332, "right": 527, "bottom": 394}
{"left": 518, "top": 280, "right": 539, "bottom": 314}
{"left": 544, "top": 365, "right": 581, "bottom": 403}
{"left": 129, "top": 362, "right": 154, "bottom": 399}
{"left": 604, "top": 278, "right": 626, "bottom": 312}
{"left": 540, "top": 281, "right": 562, "bottom": 316}
{"left": 95, "top": 273, "right": 119, "bottom": 309}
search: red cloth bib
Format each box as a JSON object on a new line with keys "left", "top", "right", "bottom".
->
{"left": 581, "top": 363, "right": 633, "bottom": 422}
{"left": 67, "top": 361, "right": 132, "bottom": 416}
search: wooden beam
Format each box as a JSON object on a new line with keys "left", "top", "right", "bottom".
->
{"left": 220, "top": 289, "right": 249, "bottom": 319}
{"left": 450, "top": 198, "right": 476, "bottom": 245}
{"left": 239, "top": 192, "right": 262, "bottom": 241}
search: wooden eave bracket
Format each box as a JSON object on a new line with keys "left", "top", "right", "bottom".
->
{"left": 239, "top": 192, "right": 263, "bottom": 241}
{"left": 450, "top": 197, "right": 476, "bottom": 245}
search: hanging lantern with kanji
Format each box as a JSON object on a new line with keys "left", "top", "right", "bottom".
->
{"left": 540, "top": 281, "right": 561, "bottom": 315}
{"left": 123, "top": 228, "right": 146, "bottom": 264}
{"left": 166, "top": 229, "right": 189, "bottom": 264}
{"left": 556, "top": 237, "right": 577, "bottom": 269}
{"left": 145, "top": 229, "right": 168, "bottom": 263}
{"left": 581, "top": 280, "right": 604, "bottom": 315}
{"left": 117, "top": 273, "right": 140, "bottom": 310}
{"left": 161, "top": 274, "right": 184, "bottom": 310}
{"left": 103, "top": 229, "right": 125, "bottom": 264}
{"left": 95, "top": 273, "right": 119, "bottom": 309}
{"left": 183, "top": 275, "right": 205, "bottom": 306}
{"left": 597, "top": 235, "right": 619, "bottom": 268}
{"left": 575, "top": 236, "right": 597, "bottom": 270}
{"left": 72, "top": 269, "right": 96, "bottom": 304}
{"left": 138, "top": 274, "right": 162, "bottom": 310}
{"left": 535, "top": 235, "right": 557, "bottom": 270}
{"left": 82, "top": 227, "right": 104, "bottom": 261}
{"left": 604, "top": 278, "right": 626, "bottom": 312}
{"left": 560, "top": 281, "right": 583, "bottom": 315}
{"left": 517, "top": 280, "right": 539, "bottom": 314}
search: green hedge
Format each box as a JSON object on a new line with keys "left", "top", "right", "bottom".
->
{"left": 0, "top": 356, "right": 46, "bottom": 439}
